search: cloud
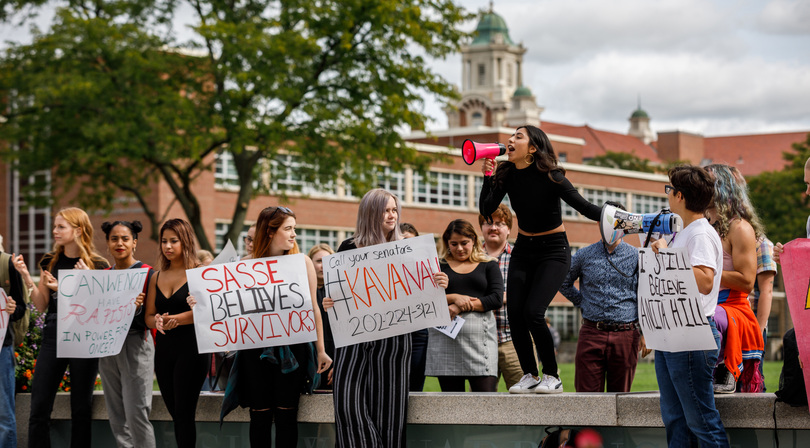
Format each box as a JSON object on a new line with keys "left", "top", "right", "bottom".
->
{"left": 757, "top": 0, "right": 810, "bottom": 35}
{"left": 538, "top": 51, "right": 810, "bottom": 135}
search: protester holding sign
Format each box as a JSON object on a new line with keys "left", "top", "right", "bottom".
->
{"left": 650, "top": 166, "right": 729, "bottom": 447}
{"left": 324, "top": 189, "right": 448, "bottom": 448}
{"left": 144, "top": 219, "right": 207, "bottom": 448}
{"left": 1, "top": 233, "right": 25, "bottom": 448}
{"left": 214, "top": 206, "right": 331, "bottom": 448}
{"left": 477, "top": 126, "right": 602, "bottom": 394}
{"left": 97, "top": 221, "right": 156, "bottom": 448}
{"left": 704, "top": 164, "right": 764, "bottom": 394}
{"left": 426, "top": 219, "right": 503, "bottom": 392}
{"left": 12, "top": 207, "right": 110, "bottom": 448}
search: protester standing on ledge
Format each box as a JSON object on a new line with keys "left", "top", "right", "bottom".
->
{"left": 650, "top": 166, "right": 729, "bottom": 448}
{"left": 13, "top": 207, "right": 110, "bottom": 448}
{"left": 559, "top": 201, "right": 641, "bottom": 393}
{"left": 145, "top": 219, "right": 207, "bottom": 448}
{"left": 478, "top": 125, "right": 602, "bottom": 394}
{"left": 477, "top": 204, "right": 524, "bottom": 389}
{"left": 324, "top": 189, "right": 448, "bottom": 448}
{"left": 97, "top": 221, "right": 157, "bottom": 448}
{"left": 213, "top": 206, "right": 331, "bottom": 447}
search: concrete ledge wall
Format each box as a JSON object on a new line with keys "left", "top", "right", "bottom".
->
{"left": 15, "top": 391, "right": 809, "bottom": 445}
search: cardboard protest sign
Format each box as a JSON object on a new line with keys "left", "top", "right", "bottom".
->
{"left": 778, "top": 238, "right": 810, "bottom": 410}
{"left": 323, "top": 234, "right": 451, "bottom": 347}
{"left": 212, "top": 240, "right": 239, "bottom": 265}
{"left": 187, "top": 253, "right": 316, "bottom": 353}
{"left": 637, "top": 247, "right": 716, "bottom": 352}
{"left": 0, "top": 290, "right": 9, "bottom": 347}
{"left": 57, "top": 268, "right": 149, "bottom": 358}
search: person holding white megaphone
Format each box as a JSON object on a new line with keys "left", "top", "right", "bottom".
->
{"left": 474, "top": 125, "right": 604, "bottom": 394}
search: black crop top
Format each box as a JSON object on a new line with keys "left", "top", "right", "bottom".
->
{"left": 479, "top": 166, "right": 602, "bottom": 233}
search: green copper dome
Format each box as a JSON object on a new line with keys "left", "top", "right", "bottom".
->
{"left": 630, "top": 108, "right": 649, "bottom": 119}
{"left": 471, "top": 11, "right": 515, "bottom": 46}
{"left": 513, "top": 85, "right": 533, "bottom": 97}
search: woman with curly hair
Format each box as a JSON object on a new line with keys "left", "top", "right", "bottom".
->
{"left": 12, "top": 207, "right": 110, "bottom": 447}
{"left": 704, "top": 163, "right": 765, "bottom": 393}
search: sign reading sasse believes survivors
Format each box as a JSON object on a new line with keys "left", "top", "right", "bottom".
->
{"left": 637, "top": 247, "right": 716, "bottom": 352}
{"left": 57, "top": 268, "right": 149, "bottom": 358}
{"left": 323, "top": 234, "right": 451, "bottom": 348}
{"left": 188, "top": 253, "right": 316, "bottom": 353}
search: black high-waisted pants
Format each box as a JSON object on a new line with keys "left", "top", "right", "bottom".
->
{"left": 507, "top": 232, "right": 570, "bottom": 377}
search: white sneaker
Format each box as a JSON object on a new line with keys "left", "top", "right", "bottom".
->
{"left": 508, "top": 373, "right": 540, "bottom": 394}
{"left": 535, "top": 374, "right": 564, "bottom": 394}
{"left": 713, "top": 367, "right": 736, "bottom": 394}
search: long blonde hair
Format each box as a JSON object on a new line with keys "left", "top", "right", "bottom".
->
{"left": 46, "top": 207, "right": 107, "bottom": 272}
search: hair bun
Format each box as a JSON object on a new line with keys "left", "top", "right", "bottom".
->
{"left": 131, "top": 221, "right": 143, "bottom": 233}
{"left": 101, "top": 222, "right": 114, "bottom": 234}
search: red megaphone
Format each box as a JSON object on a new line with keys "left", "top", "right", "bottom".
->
{"left": 462, "top": 140, "right": 507, "bottom": 176}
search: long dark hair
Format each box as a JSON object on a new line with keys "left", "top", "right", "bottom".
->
{"left": 493, "top": 125, "right": 564, "bottom": 188}
{"left": 157, "top": 219, "right": 199, "bottom": 271}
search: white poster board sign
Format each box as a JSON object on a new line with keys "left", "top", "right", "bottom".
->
{"left": 323, "top": 234, "right": 451, "bottom": 347}
{"left": 0, "top": 290, "right": 9, "bottom": 348}
{"left": 637, "top": 247, "right": 717, "bottom": 352}
{"left": 212, "top": 239, "right": 239, "bottom": 265}
{"left": 57, "top": 268, "right": 149, "bottom": 358}
{"left": 187, "top": 253, "right": 316, "bottom": 353}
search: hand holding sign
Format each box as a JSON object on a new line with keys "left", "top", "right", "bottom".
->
{"left": 323, "top": 235, "right": 451, "bottom": 347}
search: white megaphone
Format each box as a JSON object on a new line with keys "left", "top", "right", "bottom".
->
{"left": 599, "top": 203, "right": 683, "bottom": 246}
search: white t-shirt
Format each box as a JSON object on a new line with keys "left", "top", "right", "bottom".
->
{"left": 670, "top": 218, "right": 723, "bottom": 317}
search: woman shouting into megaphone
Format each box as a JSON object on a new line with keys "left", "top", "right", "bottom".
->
{"left": 478, "top": 125, "right": 602, "bottom": 394}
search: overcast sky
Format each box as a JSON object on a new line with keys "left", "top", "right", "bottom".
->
{"left": 2, "top": 0, "right": 808, "bottom": 137}
{"left": 432, "top": 0, "right": 810, "bottom": 137}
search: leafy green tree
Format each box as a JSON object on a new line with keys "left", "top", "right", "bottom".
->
{"left": 585, "top": 150, "right": 656, "bottom": 173}
{"left": 0, "top": 0, "right": 471, "bottom": 249}
{"left": 747, "top": 133, "right": 810, "bottom": 245}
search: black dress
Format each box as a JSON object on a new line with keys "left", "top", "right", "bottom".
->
{"left": 153, "top": 277, "right": 208, "bottom": 448}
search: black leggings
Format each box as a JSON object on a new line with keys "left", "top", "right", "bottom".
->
{"left": 507, "top": 232, "right": 570, "bottom": 377}
{"left": 154, "top": 336, "right": 208, "bottom": 448}
{"left": 437, "top": 375, "right": 498, "bottom": 392}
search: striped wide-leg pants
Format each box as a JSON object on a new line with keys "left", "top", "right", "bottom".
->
{"left": 333, "top": 334, "right": 411, "bottom": 448}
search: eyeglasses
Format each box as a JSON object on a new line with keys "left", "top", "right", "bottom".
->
{"left": 483, "top": 221, "right": 508, "bottom": 228}
{"left": 243, "top": 236, "right": 254, "bottom": 244}
{"left": 664, "top": 185, "right": 677, "bottom": 195}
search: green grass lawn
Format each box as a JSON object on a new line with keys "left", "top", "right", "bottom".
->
{"left": 421, "top": 361, "right": 784, "bottom": 393}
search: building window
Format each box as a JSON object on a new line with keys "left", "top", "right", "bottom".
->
{"left": 471, "top": 112, "right": 483, "bottom": 127}
{"left": 297, "top": 228, "right": 343, "bottom": 254}
{"left": 474, "top": 176, "right": 511, "bottom": 209}
{"left": 215, "top": 222, "right": 253, "bottom": 257}
{"left": 413, "top": 171, "right": 468, "bottom": 208}
{"left": 584, "top": 189, "right": 628, "bottom": 208}
{"left": 375, "top": 167, "right": 406, "bottom": 200}
{"left": 270, "top": 154, "right": 338, "bottom": 196}
{"left": 558, "top": 153, "right": 567, "bottom": 163}
{"left": 214, "top": 151, "right": 240, "bottom": 188}
{"left": 8, "top": 169, "right": 52, "bottom": 274}
{"left": 547, "top": 305, "right": 581, "bottom": 340}
{"left": 632, "top": 193, "right": 669, "bottom": 214}
{"left": 478, "top": 64, "right": 486, "bottom": 86}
